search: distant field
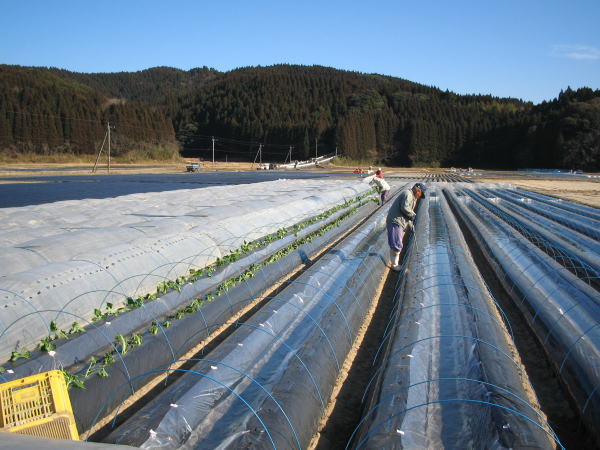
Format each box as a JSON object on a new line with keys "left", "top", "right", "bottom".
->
{"left": 1, "top": 162, "right": 598, "bottom": 208}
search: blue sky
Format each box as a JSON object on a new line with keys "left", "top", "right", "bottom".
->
{"left": 1, "top": 0, "right": 598, "bottom": 104}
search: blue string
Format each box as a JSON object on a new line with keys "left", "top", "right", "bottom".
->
{"left": 268, "top": 296, "right": 341, "bottom": 372}
{"left": 1, "top": 309, "right": 135, "bottom": 395}
{"left": 559, "top": 322, "right": 600, "bottom": 373}
{"left": 362, "top": 334, "right": 523, "bottom": 403}
{"left": 0, "top": 288, "right": 51, "bottom": 337}
{"left": 353, "top": 398, "right": 565, "bottom": 450}
{"left": 177, "top": 321, "right": 327, "bottom": 409}
{"left": 346, "top": 376, "right": 559, "bottom": 449}
{"left": 53, "top": 288, "right": 128, "bottom": 321}
{"left": 285, "top": 279, "right": 353, "bottom": 346}
{"left": 179, "top": 358, "right": 301, "bottom": 450}
{"left": 90, "top": 367, "right": 276, "bottom": 449}
{"left": 583, "top": 381, "right": 600, "bottom": 414}
{"left": 542, "top": 300, "right": 583, "bottom": 345}
{"left": 371, "top": 283, "right": 514, "bottom": 366}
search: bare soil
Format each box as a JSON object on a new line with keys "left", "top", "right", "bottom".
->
{"left": 310, "top": 268, "right": 398, "bottom": 449}
{"left": 0, "top": 161, "right": 254, "bottom": 178}
{"left": 0, "top": 161, "right": 431, "bottom": 178}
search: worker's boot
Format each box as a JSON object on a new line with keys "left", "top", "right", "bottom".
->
{"left": 390, "top": 250, "right": 401, "bottom": 271}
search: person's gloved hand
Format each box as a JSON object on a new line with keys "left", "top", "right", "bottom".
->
{"left": 406, "top": 221, "right": 414, "bottom": 231}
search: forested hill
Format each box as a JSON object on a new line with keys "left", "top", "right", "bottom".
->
{"left": 0, "top": 65, "right": 178, "bottom": 158}
{"left": 1, "top": 64, "right": 598, "bottom": 170}
{"left": 172, "top": 65, "right": 529, "bottom": 167}
{"left": 48, "top": 66, "right": 219, "bottom": 103}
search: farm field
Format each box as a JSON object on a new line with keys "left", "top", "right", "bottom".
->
{"left": 478, "top": 176, "right": 600, "bottom": 209}
{"left": 0, "top": 167, "right": 598, "bottom": 449}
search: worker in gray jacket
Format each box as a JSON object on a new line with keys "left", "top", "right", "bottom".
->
{"left": 387, "top": 182, "right": 427, "bottom": 271}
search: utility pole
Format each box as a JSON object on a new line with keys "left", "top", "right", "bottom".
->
{"left": 91, "top": 128, "right": 108, "bottom": 173}
{"left": 92, "top": 121, "right": 112, "bottom": 173}
{"left": 107, "top": 121, "right": 111, "bottom": 173}
{"left": 212, "top": 136, "right": 215, "bottom": 166}
{"left": 251, "top": 143, "right": 263, "bottom": 169}
{"left": 335, "top": 146, "right": 338, "bottom": 158}
{"left": 315, "top": 138, "right": 318, "bottom": 159}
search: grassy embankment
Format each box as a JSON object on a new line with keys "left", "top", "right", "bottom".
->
{"left": 0, "top": 145, "right": 183, "bottom": 164}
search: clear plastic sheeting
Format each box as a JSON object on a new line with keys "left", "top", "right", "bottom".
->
{"left": 494, "top": 187, "right": 600, "bottom": 240}
{"left": 445, "top": 185, "right": 600, "bottom": 438}
{"left": 0, "top": 433, "right": 134, "bottom": 450}
{"left": 351, "top": 187, "right": 558, "bottom": 449}
{"left": 2, "top": 191, "right": 377, "bottom": 434}
{"left": 75, "top": 201, "right": 376, "bottom": 433}
{"left": 483, "top": 187, "right": 600, "bottom": 266}
{"left": 513, "top": 188, "right": 600, "bottom": 223}
{"left": 462, "top": 188, "right": 600, "bottom": 287}
{"left": 0, "top": 179, "right": 370, "bottom": 363}
{"left": 105, "top": 202, "right": 392, "bottom": 449}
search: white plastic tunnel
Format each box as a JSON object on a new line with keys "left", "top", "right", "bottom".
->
{"left": 0, "top": 180, "right": 371, "bottom": 364}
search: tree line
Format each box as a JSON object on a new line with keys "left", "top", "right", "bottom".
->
{"left": 0, "top": 64, "right": 598, "bottom": 170}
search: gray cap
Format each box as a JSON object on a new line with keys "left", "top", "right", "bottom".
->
{"left": 413, "top": 182, "right": 427, "bottom": 192}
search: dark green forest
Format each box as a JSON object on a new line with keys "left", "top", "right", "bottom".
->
{"left": 1, "top": 64, "right": 598, "bottom": 170}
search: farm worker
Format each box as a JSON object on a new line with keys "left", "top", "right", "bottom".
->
{"left": 386, "top": 182, "right": 427, "bottom": 271}
{"left": 369, "top": 169, "right": 391, "bottom": 205}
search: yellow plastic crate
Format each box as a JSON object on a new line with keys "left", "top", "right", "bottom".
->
{"left": 0, "top": 370, "right": 78, "bottom": 440}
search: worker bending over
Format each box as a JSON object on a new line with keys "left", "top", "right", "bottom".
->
{"left": 369, "top": 169, "right": 391, "bottom": 205}
{"left": 387, "top": 182, "right": 427, "bottom": 271}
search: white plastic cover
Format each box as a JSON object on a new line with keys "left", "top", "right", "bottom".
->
{"left": 0, "top": 179, "right": 370, "bottom": 363}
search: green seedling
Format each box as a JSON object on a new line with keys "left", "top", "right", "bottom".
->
{"left": 92, "top": 308, "right": 105, "bottom": 322}
{"left": 156, "top": 281, "right": 169, "bottom": 294}
{"left": 115, "top": 333, "right": 128, "bottom": 355}
{"left": 129, "top": 333, "right": 143, "bottom": 347}
{"left": 184, "top": 303, "right": 198, "bottom": 314}
{"left": 39, "top": 336, "right": 56, "bottom": 353}
{"left": 148, "top": 321, "right": 159, "bottom": 335}
{"left": 10, "top": 349, "right": 31, "bottom": 361}
{"left": 69, "top": 321, "right": 85, "bottom": 335}
{"left": 116, "top": 306, "right": 130, "bottom": 315}
{"left": 103, "top": 352, "right": 115, "bottom": 366}
{"left": 50, "top": 321, "right": 69, "bottom": 340}
{"left": 167, "top": 281, "right": 182, "bottom": 292}
{"left": 62, "top": 369, "right": 85, "bottom": 390}
{"left": 84, "top": 356, "right": 98, "bottom": 378}
{"left": 105, "top": 302, "right": 116, "bottom": 316}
